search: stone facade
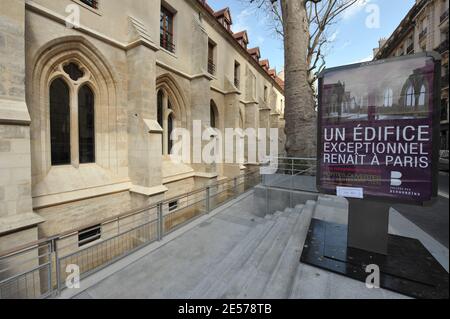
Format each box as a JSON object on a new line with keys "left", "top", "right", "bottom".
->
{"left": 373, "top": 0, "right": 449, "bottom": 151}
{"left": 0, "top": 0, "right": 285, "bottom": 253}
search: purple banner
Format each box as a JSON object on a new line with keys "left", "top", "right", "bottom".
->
{"left": 318, "top": 55, "right": 438, "bottom": 202}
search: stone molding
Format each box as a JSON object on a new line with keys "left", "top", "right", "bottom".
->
{"left": 0, "top": 99, "right": 31, "bottom": 125}
{"left": 0, "top": 213, "right": 45, "bottom": 236}
{"left": 130, "top": 184, "right": 168, "bottom": 197}
{"left": 26, "top": 1, "right": 159, "bottom": 52}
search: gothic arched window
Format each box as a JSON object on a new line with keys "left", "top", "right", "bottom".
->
{"left": 157, "top": 88, "right": 179, "bottom": 156}
{"left": 49, "top": 61, "right": 96, "bottom": 166}
{"left": 78, "top": 85, "right": 95, "bottom": 164}
{"left": 210, "top": 101, "right": 218, "bottom": 129}
{"left": 50, "top": 78, "right": 71, "bottom": 166}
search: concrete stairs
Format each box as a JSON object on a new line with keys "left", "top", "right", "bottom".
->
{"left": 187, "top": 199, "right": 322, "bottom": 299}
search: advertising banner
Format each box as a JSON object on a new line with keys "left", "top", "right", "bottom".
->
{"left": 317, "top": 53, "right": 440, "bottom": 203}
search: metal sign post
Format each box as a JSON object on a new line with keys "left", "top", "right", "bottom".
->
{"left": 347, "top": 198, "right": 389, "bottom": 255}
{"left": 300, "top": 52, "right": 448, "bottom": 299}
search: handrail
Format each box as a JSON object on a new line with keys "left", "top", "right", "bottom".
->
{"left": 0, "top": 168, "right": 260, "bottom": 258}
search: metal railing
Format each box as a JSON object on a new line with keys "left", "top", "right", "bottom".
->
{"left": 0, "top": 169, "right": 261, "bottom": 299}
{"left": 260, "top": 157, "right": 318, "bottom": 193}
{"left": 207, "top": 59, "right": 216, "bottom": 75}
{"left": 234, "top": 78, "right": 240, "bottom": 88}
{"left": 436, "top": 38, "right": 449, "bottom": 54}
{"left": 419, "top": 28, "right": 428, "bottom": 41}
{"left": 160, "top": 38, "right": 175, "bottom": 53}
{"left": 440, "top": 9, "right": 449, "bottom": 24}
{"left": 443, "top": 73, "right": 449, "bottom": 89}
{"left": 406, "top": 43, "right": 414, "bottom": 54}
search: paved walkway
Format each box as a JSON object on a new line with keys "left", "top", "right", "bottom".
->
{"left": 61, "top": 190, "right": 447, "bottom": 299}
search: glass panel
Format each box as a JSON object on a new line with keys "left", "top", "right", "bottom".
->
{"left": 157, "top": 90, "right": 164, "bottom": 155}
{"left": 63, "top": 63, "right": 84, "bottom": 81}
{"left": 168, "top": 114, "right": 174, "bottom": 155}
{"left": 210, "top": 104, "right": 216, "bottom": 128}
{"left": 78, "top": 85, "right": 95, "bottom": 163}
{"left": 50, "top": 78, "right": 71, "bottom": 166}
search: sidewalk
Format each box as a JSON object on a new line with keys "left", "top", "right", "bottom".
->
{"left": 60, "top": 190, "right": 447, "bottom": 299}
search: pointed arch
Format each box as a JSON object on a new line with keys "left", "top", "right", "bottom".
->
{"left": 49, "top": 77, "right": 71, "bottom": 166}
{"left": 210, "top": 99, "right": 219, "bottom": 129}
{"left": 30, "top": 36, "right": 120, "bottom": 180}
{"left": 156, "top": 73, "right": 188, "bottom": 128}
{"left": 239, "top": 108, "right": 244, "bottom": 129}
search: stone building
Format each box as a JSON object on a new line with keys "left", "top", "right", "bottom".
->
{"left": 0, "top": 0, "right": 285, "bottom": 256}
{"left": 373, "top": 0, "right": 449, "bottom": 150}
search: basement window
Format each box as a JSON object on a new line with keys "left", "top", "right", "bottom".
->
{"left": 169, "top": 201, "right": 179, "bottom": 212}
{"left": 80, "top": 0, "right": 98, "bottom": 9}
{"left": 78, "top": 224, "right": 101, "bottom": 247}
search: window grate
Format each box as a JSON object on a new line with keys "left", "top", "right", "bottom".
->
{"left": 80, "top": 0, "right": 98, "bottom": 9}
{"left": 78, "top": 224, "right": 101, "bottom": 247}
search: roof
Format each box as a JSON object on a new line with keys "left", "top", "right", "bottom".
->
{"left": 214, "top": 7, "right": 233, "bottom": 24}
{"left": 260, "top": 59, "right": 270, "bottom": 70}
{"left": 374, "top": 0, "right": 428, "bottom": 59}
{"left": 233, "top": 31, "right": 249, "bottom": 44}
{"left": 268, "top": 69, "right": 277, "bottom": 77}
{"left": 248, "top": 47, "right": 261, "bottom": 58}
{"left": 195, "top": 0, "right": 283, "bottom": 93}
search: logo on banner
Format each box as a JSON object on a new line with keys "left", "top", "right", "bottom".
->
{"left": 390, "top": 171, "right": 403, "bottom": 187}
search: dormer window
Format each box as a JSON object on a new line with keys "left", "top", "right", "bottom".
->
{"left": 248, "top": 47, "right": 260, "bottom": 62}
{"left": 215, "top": 8, "right": 233, "bottom": 32}
{"left": 233, "top": 31, "right": 249, "bottom": 49}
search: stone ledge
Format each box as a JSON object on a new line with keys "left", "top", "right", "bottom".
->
{"left": 33, "top": 182, "right": 132, "bottom": 209}
{"left": 130, "top": 184, "right": 168, "bottom": 197}
{"left": 194, "top": 172, "right": 219, "bottom": 179}
{"left": 0, "top": 99, "right": 31, "bottom": 125}
{"left": 0, "top": 213, "right": 45, "bottom": 236}
{"left": 163, "top": 171, "right": 195, "bottom": 184}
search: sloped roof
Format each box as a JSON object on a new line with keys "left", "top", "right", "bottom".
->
{"left": 248, "top": 47, "right": 261, "bottom": 58}
{"left": 233, "top": 30, "right": 249, "bottom": 44}
{"left": 214, "top": 7, "right": 233, "bottom": 24}
{"left": 260, "top": 59, "right": 270, "bottom": 70}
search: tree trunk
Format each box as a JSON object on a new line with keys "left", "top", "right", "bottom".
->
{"left": 281, "top": 0, "right": 317, "bottom": 158}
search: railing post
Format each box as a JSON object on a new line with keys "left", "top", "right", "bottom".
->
{"left": 206, "top": 186, "right": 211, "bottom": 214}
{"left": 52, "top": 238, "right": 61, "bottom": 296}
{"left": 157, "top": 203, "right": 163, "bottom": 241}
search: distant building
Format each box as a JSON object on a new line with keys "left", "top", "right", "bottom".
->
{"left": 373, "top": 0, "right": 449, "bottom": 150}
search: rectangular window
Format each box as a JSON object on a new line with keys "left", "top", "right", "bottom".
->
{"left": 78, "top": 225, "right": 101, "bottom": 247}
{"left": 234, "top": 61, "right": 240, "bottom": 88}
{"left": 160, "top": 6, "right": 175, "bottom": 53}
{"left": 208, "top": 40, "right": 216, "bottom": 75}
{"left": 264, "top": 86, "right": 268, "bottom": 102}
{"left": 169, "top": 201, "right": 178, "bottom": 212}
{"left": 80, "top": 0, "right": 98, "bottom": 9}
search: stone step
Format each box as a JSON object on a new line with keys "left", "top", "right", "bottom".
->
{"left": 201, "top": 213, "right": 290, "bottom": 299}
{"left": 187, "top": 215, "right": 277, "bottom": 298}
{"left": 216, "top": 212, "right": 297, "bottom": 299}
{"left": 261, "top": 201, "right": 315, "bottom": 299}
{"left": 290, "top": 200, "right": 341, "bottom": 299}
{"left": 233, "top": 207, "right": 304, "bottom": 299}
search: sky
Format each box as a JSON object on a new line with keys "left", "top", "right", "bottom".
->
{"left": 208, "top": 0, "right": 416, "bottom": 73}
